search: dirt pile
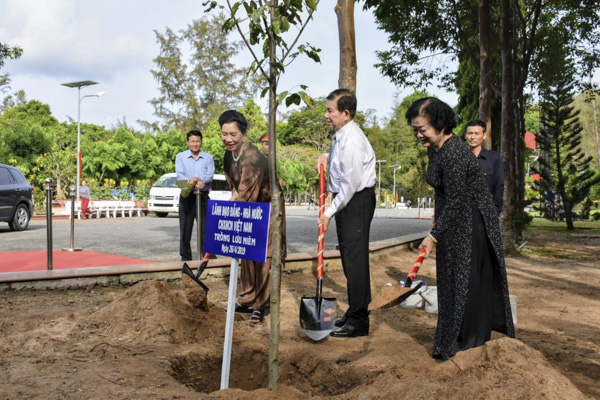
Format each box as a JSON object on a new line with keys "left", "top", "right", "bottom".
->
{"left": 1, "top": 237, "right": 598, "bottom": 399}
{"left": 80, "top": 281, "right": 226, "bottom": 344}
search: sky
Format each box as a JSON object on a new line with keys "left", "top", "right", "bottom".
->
{"left": 0, "top": 0, "right": 457, "bottom": 131}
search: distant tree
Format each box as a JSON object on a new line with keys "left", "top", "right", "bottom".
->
{"left": 279, "top": 158, "right": 310, "bottom": 197}
{"left": 280, "top": 98, "right": 330, "bottom": 151}
{"left": 0, "top": 42, "right": 22, "bottom": 69}
{"left": 33, "top": 124, "right": 75, "bottom": 199}
{"left": 1, "top": 43, "right": 24, "bottom": 113}
{"left": 143, "top": 14, "right": 259, "bottom": 133}
{"left": 1, "top": 88, "right": 27, "bottom": 113}
{"left": 0, "top": 100, "right": 55, "bottom": 167}
{"left": 154, "top": 129, "right": 187, "bottom": 176}
{"left": 363, "top": 0, "right": 600, "bottom": 250}
{"left": 575, "top": 90, "right": 600, "bottom": 171}
{"left": 278, "top": 144, "right": 321, "bottom": 198}
{"left": 535, "top": 49, "right": 600, "bottom": 229}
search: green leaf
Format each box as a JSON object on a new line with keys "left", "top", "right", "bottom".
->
{"left": 307, "top": 48, "right": 321, "bottom": 63}
{"left": 272, "top": 20, "right": 281, "bottom": 34}
{"left": 280, "top": 17, "right": 290, "bottom": 32}
{"left": 223, "top": 18, "right": 236, "bottom": 32}
{"left": 285, "top": 93, "right": 302, "bottom": 107}
{"left": 299, "top": 91, "right": 313, "bottom": 107}
{"left": 278, "top": 91, "right": 289, "bottom": 105}
{"left": 305, "top": 0, "right": 317, "bottom": 12}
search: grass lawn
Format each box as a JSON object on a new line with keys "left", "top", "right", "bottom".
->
{"left": 522, "top": 216, "right": 600, "bottom": 259}
{"left": 527, "top": 216, "right": 600, "bottom": 234}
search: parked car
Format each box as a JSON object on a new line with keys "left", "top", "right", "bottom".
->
{"left": 148, "top": 173, "right": 231, "bottom": 217}
{"left": 0, "top": 164, "right": 35, "bottom": 231}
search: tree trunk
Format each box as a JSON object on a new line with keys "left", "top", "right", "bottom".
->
{"left": 515, "top": 97, "right": 525, "bottom": 214}
{"left": 335, "top": 0, "right": 357, "bottom": 92}
{"left": 500, "top": 0, "right": 515, "bottom": 254}
{"left": 478, "top": 0, "right": 493, "bottom": 149}
{"left": 591, "top": 95, "right": 600, "bottom": 170}
{"left": 268, "top": 2, "right": 283, "bottom": 390}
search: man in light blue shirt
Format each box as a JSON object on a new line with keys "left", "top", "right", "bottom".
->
{"left": 175, "top": 130, "right": 215, "bottom": 261}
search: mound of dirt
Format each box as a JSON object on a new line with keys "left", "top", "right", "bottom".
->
{"left": 340, "top": 338, "right": 586, "bottom": 400}
{"left": 1, "top": 237, "right": 598, "bottom": 399}
{"left": 80, "top": 281, "right": 226, "bottom": 344}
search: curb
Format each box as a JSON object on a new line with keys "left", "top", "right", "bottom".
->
{"left": 0, "top": 232, "right": 427, "bottom": 290}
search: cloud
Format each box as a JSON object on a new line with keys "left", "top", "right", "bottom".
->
{"left": 1, "top": 0, "right": 152, "bottom": 81}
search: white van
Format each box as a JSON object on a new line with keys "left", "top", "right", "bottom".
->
{"left": 148, "top": 173, "right": 231, "bottom": 217}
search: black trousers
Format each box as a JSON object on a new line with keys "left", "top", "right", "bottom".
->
{"left": 335, "top": 187, "right": 376, "bottom": 331}
{"left": 179, "top": 191, "right": 209, "bottom": 261}
{"left": 452, "top": 203, "right": 494, "bottom": 355}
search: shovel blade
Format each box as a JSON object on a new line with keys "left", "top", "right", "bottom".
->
{"left": 369, "top": 282, "right": 423, "bottom": 310}
{"left": 182, "top": 263, "right": 209, "bottom": 310}
{"left": 299, "top": 296, "right": 337, "bottom": 341}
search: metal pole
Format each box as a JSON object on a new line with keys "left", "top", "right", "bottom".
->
{"left": 378, "top": 162, "right": 381, "bottom": 200}
{"left": 221, "top": 258, "right": 240, "bottom": 389}
{"left": 76, "top": 86, "right": 81, "bottom": 202}
{"left": 196, "top": 189, "right": 202, "bottom": 259}
{"left": 45, "top": 178, "right": 54, "bottom": 270}
{"left": 63, "top": 185, "right": 82, "bottom": 252}
{"left": 375, "top": 159, "right": 386, "bottom": 201}
{"left": 389, "top": 164, "right": 400, "bottom": 208}
{"left": 393, "top": 170, "right": 396, "bottom": 207}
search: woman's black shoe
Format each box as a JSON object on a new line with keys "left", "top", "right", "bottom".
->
{"left": 235, "top": 303, "right": 253, "bottom": 313}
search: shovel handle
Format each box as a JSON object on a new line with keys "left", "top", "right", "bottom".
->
{"left": 404, "top": 247, "right": 427, "bottom": 287}
{"left": 201, "top": 252, "right": 212, "bottom": 264}
{"left": 317, "top": 164, "right": 326, "bottom": 279}
{"left": 194, "top": 252, "right": 212, "bottom": 279}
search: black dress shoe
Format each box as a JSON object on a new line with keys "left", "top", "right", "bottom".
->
{"left": 334, "top": 315, "right": 348, "bottom": 327}
{"left": 330, "top": 324, "right": 368, "bottom": 338}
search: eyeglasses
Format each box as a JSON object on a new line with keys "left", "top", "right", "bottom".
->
{"left": 261, "top": 141, "right": 269, "bottom": 144}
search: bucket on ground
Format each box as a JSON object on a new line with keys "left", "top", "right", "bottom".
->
{"left": 421, "top": 286, "right": 438, "bottom": 314}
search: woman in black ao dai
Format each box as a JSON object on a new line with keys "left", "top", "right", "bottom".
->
{"left": 406, "top": 97, "right": 515, "bottom": 360}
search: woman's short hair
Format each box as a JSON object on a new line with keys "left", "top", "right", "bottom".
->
{"left": 326, "top": 88, "right": 357, "bottom": 119}
{"left": 405, "top": 97, "right": 457, "bottom": 134}
{"left": 219, "top": 110, "right": 248, "bottom": 134}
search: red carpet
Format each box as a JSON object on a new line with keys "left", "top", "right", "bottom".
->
{"left": 0, "top": 251, "right": 154, "bottom": 273}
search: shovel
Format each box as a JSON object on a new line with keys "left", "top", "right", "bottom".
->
{"left": 182, "top": 252, "right": 211, "bottom": 309}
{"left": 299, "top": 164, "right": 337, "bottom": 341}
{"left": 183, "top": 189, "right": 208, "bottom": 280}
{"left": 369, "top": 248, "right": 428, "bottom": 310}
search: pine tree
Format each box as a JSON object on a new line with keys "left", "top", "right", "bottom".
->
{"left": 143, "top": 14, "right": 259, "bottom": 133}
{"left": 535, "top": 49, "right": 600, "bottom": 229}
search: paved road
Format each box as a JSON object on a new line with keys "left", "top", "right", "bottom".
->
{"left": 0, "top": 207, "right": 433, "bottom": 263}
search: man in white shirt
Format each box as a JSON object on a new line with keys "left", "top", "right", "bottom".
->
{"left": 315, "top": 89, "right": 376, "bottom": 338}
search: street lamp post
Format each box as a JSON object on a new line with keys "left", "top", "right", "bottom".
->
{"left": 527, "top": 155, "right": 539, "bottom": 176}
{"left": 61, "top": 80, "right": 104, "bottom": 201}
{"left": 375, "top": 159, "right": 386, "bottom": 200}
{"left": 389, "top": 164, "right": 401, "bottom": 207}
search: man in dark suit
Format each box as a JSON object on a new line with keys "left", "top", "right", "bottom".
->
{"left": 465, "top": 120, "right": 504, "bottom": 215}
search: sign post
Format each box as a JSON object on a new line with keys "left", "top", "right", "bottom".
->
{"left": 204, "top": 200, "right": 271, "bottom": 390}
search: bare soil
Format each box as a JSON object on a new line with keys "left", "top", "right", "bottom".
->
{"left": 1, "top": 231, "right": 599, "bottom": 399}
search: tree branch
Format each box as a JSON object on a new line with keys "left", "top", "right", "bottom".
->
{"left": 226, "top": 0, "right": 270, "bottom": 80}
